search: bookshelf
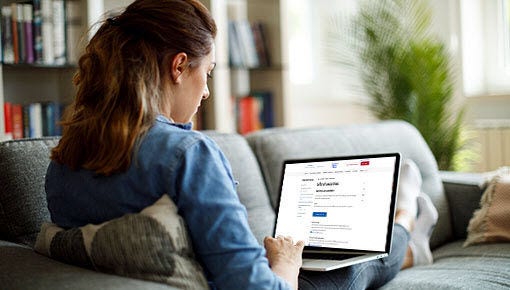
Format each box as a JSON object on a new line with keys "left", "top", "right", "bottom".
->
{"left": 0, "top": 0, "right": 288, "bottom": 139}
{"left": 0, "top": 0, "right": 88, "bottom": 141}
{"left": 200, "top": 0, "right": 288, "bottom": 133}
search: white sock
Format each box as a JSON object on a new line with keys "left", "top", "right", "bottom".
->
{"left": 397, "top": 159, "right": 421, "bottom": 218}
{"left": 409, "top": 193, "right": 438, "bottom": 266}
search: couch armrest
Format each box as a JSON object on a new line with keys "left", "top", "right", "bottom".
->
{"left": 440, "top": 171, "right": 487, "bottom": 240}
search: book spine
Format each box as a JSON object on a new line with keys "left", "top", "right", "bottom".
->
{"left": 3, "top": 102, "right": 13, "bottom": 139}
{"left": 52, "top": 0, "right": 65, "bottom": 64}
{"left": 228, "top": 21, "right": 243, "bottom": 68}
{"left": 42, "top": 102, "right": 56, "bottom": 136}
{"left": 65, "top": 0, "right": 82, "bottom": 64}
{"left": 236, "top": 20, "right": 259, "bottom": 68}
{"left": 23, "top": 4, "right": 34, "bottom": 63}
{"left": 41, "top": 0, "right": 54, "bottom": 64}
{"left": 253, "top": 91, "right": 274, "bottom": 128}
{"left": 1, "top": 6, "right": 14, "bottom": 63}
{"left": 11, "top": 3, "right": 19, "bottom": 63}
{"left": 33, "top": 0, "right": 43, "bottom": 63}
{"left": 237, "top": 96, "right": 258, "bottom": 135}
{"left": 23, "top": 105, "right": 30, "bottom": 137}
{"left": 11, "top": 104, "right": 23, "bottom": 139}
{"left": 251, "top": 21, "right": 270, "bottom": 67}
{"left": 29, "top": 103, "right": 43, "bottom": 138}
{"left": 16, "top": 4, "right": 25, "bottom": 63}
{"left": 54, "top": 102, "right": 64, "bottom": 135}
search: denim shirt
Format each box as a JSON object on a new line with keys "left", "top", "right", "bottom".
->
{"left": 45, "top": 115, "right": 290, "bottom": 290}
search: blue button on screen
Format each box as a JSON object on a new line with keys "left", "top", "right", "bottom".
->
{"left": 313, "top": 212, "right": 327, "bottom": 217}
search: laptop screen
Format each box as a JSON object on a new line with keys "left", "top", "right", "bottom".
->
{"left": 274, "top": 153, "right": 400, "bottom": 253}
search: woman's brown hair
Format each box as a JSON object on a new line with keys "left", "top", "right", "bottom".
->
{"left": 51, "top": 0, "right": 217, "bottom": 175}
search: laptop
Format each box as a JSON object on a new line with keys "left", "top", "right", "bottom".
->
{"left": 273, "top": 153, "right": 401, "bottom": 271}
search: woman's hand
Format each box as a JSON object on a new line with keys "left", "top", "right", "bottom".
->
{"left": 264, "top": 236, "right": 305, "bottom": 290}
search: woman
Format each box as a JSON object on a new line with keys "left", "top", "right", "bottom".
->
{"left": 46, "top": 0, "right": 436, "bottom": 289}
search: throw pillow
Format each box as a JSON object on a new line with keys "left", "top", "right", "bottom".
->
{"left": 464, "top": 174, "right": 510, "bottom": 247}
{"left": 34, "top": 195, "right": 208, "bottom": 289}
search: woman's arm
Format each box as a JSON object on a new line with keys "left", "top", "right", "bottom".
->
{"left": 172, "top": 136, "right": 298, "bottom": 290}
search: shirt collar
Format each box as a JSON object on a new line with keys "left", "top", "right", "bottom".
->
{"left": 156, "top": 114, "right": 193, "bottom": 130}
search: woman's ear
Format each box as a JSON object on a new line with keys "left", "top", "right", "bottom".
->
{"left": 170, "top": 52, "right": 189, "bottom": 84}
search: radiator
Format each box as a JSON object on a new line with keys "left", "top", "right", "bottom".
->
{"left": 472, "top": 119, "right": 510, "bottom": 172}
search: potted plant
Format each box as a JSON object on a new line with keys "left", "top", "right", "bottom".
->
{"left": 327, "top": 0, "right": 471, "bottom": 170}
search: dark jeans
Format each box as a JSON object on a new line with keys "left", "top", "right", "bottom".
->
{"left": 298, "top": 224, "right": 410, "bottom": 290}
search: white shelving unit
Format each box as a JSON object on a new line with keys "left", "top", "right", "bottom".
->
{"left": 201, "top": 0, "right": 288, "bottom": 132}
{"left": 0, "top": 0, "right": 288, "bottom": 140}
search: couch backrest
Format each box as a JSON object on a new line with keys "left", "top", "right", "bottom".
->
{"left": 246, "top": 120, "right": 452, "bottom": 248}
{"left": 204, "top": 132, "right": 275, "bottom": 244}
{"left": 0, "top": 134, "right": 275, "bottom": 247}
{"left": 0, "top": 137, "right": 60, "bottom": 247}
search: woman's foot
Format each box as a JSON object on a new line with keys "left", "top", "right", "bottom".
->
{"left": 408, "top": 193, "right": 438, "bottom": 266}
{"left": 395, "top": 159, "right": 422, "bottom": 232}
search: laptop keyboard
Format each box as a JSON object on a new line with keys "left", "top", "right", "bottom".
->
{"left": 303, "top": 253, "right": 364, "bottom": 260}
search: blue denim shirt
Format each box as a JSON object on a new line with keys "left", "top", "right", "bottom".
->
{"left": 46, "top": 115, "right": 290, "bottom": 290}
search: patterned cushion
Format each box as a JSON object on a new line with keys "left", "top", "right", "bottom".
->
{"left": 464, "top": 173, "right": 510, "bottom": 246}
{"left": 34, "top": 195, "right": 208, "bottom": 290}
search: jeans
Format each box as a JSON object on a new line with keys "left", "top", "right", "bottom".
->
{"left": 298, "top": 224, "right": 410, "bottom": 290}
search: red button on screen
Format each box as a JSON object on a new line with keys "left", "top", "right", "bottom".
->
{"left": 361, "top": 161, "right": 370, "bottom": 166}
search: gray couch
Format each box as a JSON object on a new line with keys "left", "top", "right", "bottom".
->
{"left": 1, "top": 120, "right": 509, "bottom": 289}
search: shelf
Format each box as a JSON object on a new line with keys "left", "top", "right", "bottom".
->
{"left": 230, "top": 64, "right": 286, "bottom": 71}
{"left": 1, "top": 63, "right": 77, "bottom": 70}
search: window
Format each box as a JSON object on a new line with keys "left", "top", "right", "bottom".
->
{"left": 461, "top": 0, "right": 510, "bottom": 96}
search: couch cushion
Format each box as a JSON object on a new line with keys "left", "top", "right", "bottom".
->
{"left": 0, "top": 240, "right": 178, "bottom": 290}
{"left": 35, "top": 195, "right": 208, "bottom": 289}
{"left": 0, "top": 137, "right": 59, "bottom": 246}
{"left": 440, "top": 171, "right": 486, "bottom": 240}
{"left": 380, "top": 240, "right": 510, "bottom": 290}
{"left": 246, "top": 120, "right": 451, "bottom": 248}
{"left": 465, "top": 174, "right": 510, "bottom": 246}
{"left": 204, "top": 131, "right": 275, "bottom": 244}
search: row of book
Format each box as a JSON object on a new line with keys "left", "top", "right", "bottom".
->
{"left": 1, "top": 0, "right": 82, "bottom": 65}
{"left": 3, "top": 101, "right": 64, "bottom": 139}
{"left": 236, "top": 91, "right": 274, "bottom": 135}
{"left": 228, "top": 20, "right": 270, "bottom": 69}
{"left": 3, "top": 94, "right": 273, "bottom": 137}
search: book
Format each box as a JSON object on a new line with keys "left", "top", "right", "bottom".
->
{"left": 3, "top": 102, "right": 13, "bottom": 139}
{"left": 251, "top": 21, "right": 270, "bottom": 67}
{"left": 228, "top": 20, "right": 261, "bottom": 68}
{"left": 1, "top": 6, "right": 14, "bottom": 63}
{"left": 41, "top": 0, "right": 54, "bottom": 64}
{"left": 65, "top": 0, "right": 83, "bottom": 64}
{"left": 228, "top": 21, "right": 243, "bottom": 68}
{"left": 11, "top": 3, "right": 19, "bottom": 63}
{"left": 42, "top": 102, "right": 54, "bottom": 136}
{"left": 41, "top": 101, "right": 63, "bottom": 136}
{"left": 237, "top": 96, "right": 262, "bottom": 135}
{"left": 52, "top": 0, "right": 66, "bottom": 64}
{"left": 235, "top": 19, "right": 259, "bottom": 68}
{"left": 33, "top": 0, "right": 43, "bottom": 63}
{"left": 23, "top": 4, "right": 34, "bottom": 63}
{"left": 28, "top": 102, "right": 43, "bottom": 138}
{"left": 22, "top": 105, "right": 30, "bottom": 137}
{"left": 236, "top": 91, "right": 274, "bottom": 134}
{"left": 15, "top": 4, "right": 25, "bottom": 63}
{"left": 252, "top": 91, "right": 274, "bottom": 128}
{"left": 11, "top": 104, "right": 23, "bottom": 139}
